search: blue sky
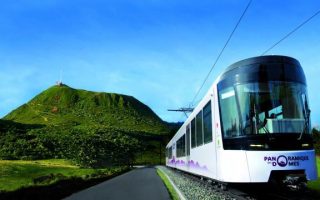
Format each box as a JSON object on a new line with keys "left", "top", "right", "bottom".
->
{"left": 0, "top": 0, "right": 320, "bottom": 126}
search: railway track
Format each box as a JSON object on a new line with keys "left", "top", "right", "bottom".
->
{"left": 166, "top": 167, "right": 320, "bottom": 200}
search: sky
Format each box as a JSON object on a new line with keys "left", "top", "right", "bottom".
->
{"left": 0, "top": 0, "right": 320, "bottom": 126}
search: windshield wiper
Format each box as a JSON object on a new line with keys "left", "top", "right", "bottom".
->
{"left": 256, "top": 115, "right": 274, "bottom": 142}
{"left": 298, "top": 108, "right": 310, "bottom": 140}
{"left": 257, "top": 118, "right": 270, "bottom": 135}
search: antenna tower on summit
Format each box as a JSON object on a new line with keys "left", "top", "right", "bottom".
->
{"left": 56, "top": 70, "right": 63, "bottom": 86}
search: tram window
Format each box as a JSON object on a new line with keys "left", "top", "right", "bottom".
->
{"left": 168, "top": 146, "right": 172, "bottom": 159}
{"left": 219, "top": 87, "right": 240, "bottom": 138}
{"left": 176, "top": 139, "right": 180, "bottom": 157}
{"left": 191, "top": 119, "right": 196, "bottom": 148}
{"left": 176, "top": 141, "right": 178, "bottom": 157}
{"left": 166, "top": 148, "right": 168, "bottom": 157}
{"left": 182, "top": 135, "right": 185, "bottom": 156}
{"left": 203, "top": 101, "right": 213, "bottom": 144}
{"left": 186, "top": 124, "right": 190, "bottom": 155}
{"left": 268, "top": 105, "right": 283, "bottom": 119}
{"left": 236, "top": 82, "right": 307, "bottom": 135}
{"left": 196, "top": 110, "right": 203, "bottom": 146}
{"left": 176, "top": 134, "right": 186, "bottom": 157}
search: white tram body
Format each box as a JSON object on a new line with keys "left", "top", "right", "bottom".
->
{"left": 166, "top": 56, "right": 318, "bottom": 184}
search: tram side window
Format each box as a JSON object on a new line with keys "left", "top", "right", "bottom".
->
{"left": 219, "top": 87, "right": 240, "bottom": 138}
{"left": 176, "top": 135, "right": 186, "bottom": 157}
{"left": 182, "top": 135, "right": 185, "bottom": 156}
{"left": 191, "top": 119, "right": 196, "bottom": 148}
{"left": 176, "top": 140, "right": 180, "bottom": 157}
{"left": 166, "top": 148, "right": 168, "bottom": 157}
{"left": 203, "top": 101, "right": 213, "bottom": 144}
{"left": 196, "top": 111, "right": 203, "bottom": 146}
{"left": 186, "top": 124, "right": 190, "bottom": 156}
{"left": 168, "top": 146, "right": 172, "bottom": 159}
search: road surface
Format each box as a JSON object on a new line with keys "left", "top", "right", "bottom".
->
{"left": 64, "top": 166, "right": 170, "bottom": 200}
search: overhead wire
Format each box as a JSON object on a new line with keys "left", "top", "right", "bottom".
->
{"left": 262, "top": 8, "right": 320, "bottom": 55}
{"left": 177, "top": 4, "right": 320, "bottom": 122}
{"left": 177, "top": 0, "right": 252, "bottom": 122}
{"left": 190, "top": 0, "right": 253, "bottom": 108}
{"left": 190, "top": 0, "right": 252, "bottom": 107}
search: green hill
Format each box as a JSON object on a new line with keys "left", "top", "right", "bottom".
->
{"left": 4, "top": 84, "right": 168, "bottom": 135}
{"left": 1, "top": 84, "right": 175, "bottom": 167}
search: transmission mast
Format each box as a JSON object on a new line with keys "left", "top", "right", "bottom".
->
{"left": 56, "top": 70, "right": 63, "bottom": 86}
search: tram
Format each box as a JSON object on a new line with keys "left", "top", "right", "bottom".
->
{"left": 166, "top": 55, "right": 317, "bottom": 187}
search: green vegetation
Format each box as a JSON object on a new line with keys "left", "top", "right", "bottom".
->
{"left": 307, "top": 156, "right": 320, "bottom": 192}
{"left": 4, "top": 84, "right": 168, "bottom": 134}
{"left": 310, "top": 128, "right": 320, "bottom": 193}
{"left": 157, "top": 168, "right": 180, "bottom": 200}
{"left": 0, "top": 159, "right": 127, "bottom": 192}
{"left": 313, "top": 128, "right": 320, "bottom": 155}
{"left": 0, "top": 124, "right": 142, "bottom": 167}
{"left": 0, "top": 85, "right": 177, "bottom": 167}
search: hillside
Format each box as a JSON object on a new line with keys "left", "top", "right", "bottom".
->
{"left": 4, "top": 84, "right": 168, "bottom": 135}
{"left": 0, "top": 84, "right": 174, "bottom": 167}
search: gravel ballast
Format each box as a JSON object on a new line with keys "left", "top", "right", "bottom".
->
{"left": 157, "top": 166, "right": 235, "bottom": 200}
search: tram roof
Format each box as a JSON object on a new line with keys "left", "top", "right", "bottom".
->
{"left": 223, "top": 55, "right": 300, "bottom": 75}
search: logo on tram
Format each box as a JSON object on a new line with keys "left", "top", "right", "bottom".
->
{"left": 264, "top": 155, "right": 309, "bottom": 167}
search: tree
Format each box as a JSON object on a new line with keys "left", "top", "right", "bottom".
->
{"left": 312, "top": 128, "right": 320, "bottom": 155}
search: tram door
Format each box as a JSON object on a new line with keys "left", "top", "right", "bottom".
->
{"left": 186, "top": 124, "right": 191, "bottom": 169}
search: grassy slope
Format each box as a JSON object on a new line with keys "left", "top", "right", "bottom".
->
{"left": 0, "top": 159, "right": 124, "bottom": 192}
{"left": 0, "top": 85, "right": 175, "bottom": 167}
{"left": 307, "top": 156, "right": 320, "bottom": 191}
{"left": 4, "top": 85, "right": 169, "bottom": 135}
{"left": 157, "top": 168, "right": 180, "bottom": 200}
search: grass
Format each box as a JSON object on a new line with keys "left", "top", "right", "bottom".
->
{"left": 0, "top": 159, "right": 125, "bottom": 192}
{"left": 307, "top": 156, "right": 320, "bottom": 192}
{"left": 4, "top": 84, "right": 169, "bottom": 135}
{"left": 157, "top": 168, "right": 180, "bottom": 200}
{"left": 134, "top": 143, "right": 166, "bottom": 165}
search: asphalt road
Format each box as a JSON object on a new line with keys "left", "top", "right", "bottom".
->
{"left": 64, "top": 166, "right": 170, "bottom": 200}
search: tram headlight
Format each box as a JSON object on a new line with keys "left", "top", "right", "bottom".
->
{"left": 249, "top": 143, "right": 269, "bottom": 149}
{"left": 250, "top": 144, "right": 264, "bottom": 148}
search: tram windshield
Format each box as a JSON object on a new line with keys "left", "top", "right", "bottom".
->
{"left": 219, "top": 82, "right": 310, "bottom": 138}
